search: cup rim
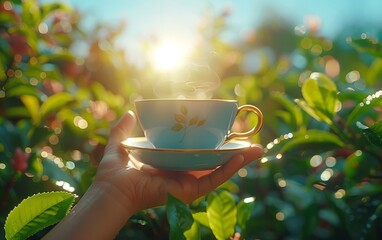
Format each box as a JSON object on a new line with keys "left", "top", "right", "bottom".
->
{"left": 135, "top": 98, "right": 237, "bottom": 103}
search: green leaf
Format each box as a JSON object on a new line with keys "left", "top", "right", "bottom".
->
{"left": 40, "top": 92, "right": 74, "bottom": 117}
{"left": 0, "top": 59, "right": 6, "bottom": 80}
{"left": 272, "top": 93, "right": 304, "bottom": 130}
{"left": 348, "top": 36, "right": 382, "bottom": 58}
{"left": 30, "top": 126, "right": 52, "bottom": 147}
{"left": 365, "top": 58, "right": 382, "bottom": 86}
{"left": 6, "top": 84, "right": 39, "bottom": 98}
{"left": 359, "top": 202, "right": 382, "bottom": 240}
{"left": 280, "top": 130, "right": 345, "bottom": 153}
{"left": 300, "top": 72, "right": 339, "bottom": 125}
{"left": 5, "top": 192, "right": 75, "bottom": 240}
{"left": 207, "top": 191, "right": 236, "bottom": 240}
{"left": 4, "top": 107, "right": 30, "bottom": 118}
{"left": 20, "top": 95, "right": 40, "bottom": 124}
{"left": 80, "top": 166, "right": 97, "bottom": 193}
{"left": 192, "top": 212, "right": 210, "bottom": 228}
{"left": 184, "top": 221, "right": 200, "bottom": 240}
{"left": 347, "top": 90, "right": 382, "bottom": 125}
{"left": 28, "top": 153, "right": 43, "bottom": 178}
{"left": 357, "top": 121, "right": 382, "bottom": 147}
{"left": 22, "top": 0, "right": 41, "bottom": 26}
{"left": 236, "top": 199, "right": 254, "bottom": 234}
{"left": 295, "top": 99, "right": 326, "bottom": 123}
{"left": 166, "top": 194, "right": 194, "bottom": 240}
{"left": 344, "top": 151, "right": 376, "bottom": 188}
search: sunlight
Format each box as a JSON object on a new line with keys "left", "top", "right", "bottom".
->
{"left": 152, "top": 41, "right": 189, "bottom": 71}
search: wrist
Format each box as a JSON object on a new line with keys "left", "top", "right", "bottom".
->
{"left": 44, "top": 181, "right": 136, "bottom": 240}
{"left": 90, "top": 180, "right": 137, "bottom": 218}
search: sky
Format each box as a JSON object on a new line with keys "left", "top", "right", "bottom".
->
{"left": 55, "top": 0, "right": 382, "bottom": 65}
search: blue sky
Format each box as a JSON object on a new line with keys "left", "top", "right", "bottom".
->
{"left": 54, "top": 0, "right": 382, "bottom": 64}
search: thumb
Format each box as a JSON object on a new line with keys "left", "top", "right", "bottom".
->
{"left": 106, "top": 111, "right": 136, "bottom": 151}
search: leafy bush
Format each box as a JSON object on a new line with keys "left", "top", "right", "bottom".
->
{"left": 1, "top": 0, "right": 382, "bottom": 239}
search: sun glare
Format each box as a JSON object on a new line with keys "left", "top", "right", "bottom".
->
{"left": 152, "top": 41, "right": 189, "bottom": 71}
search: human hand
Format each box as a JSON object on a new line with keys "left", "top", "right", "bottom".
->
{"left": 95, "top": 111, "right": 264, "bottom": 213}
{"left": 44, "top": 111, "right": 264, "bottom": 240}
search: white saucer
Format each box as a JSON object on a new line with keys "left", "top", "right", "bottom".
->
{"left": 121, "top": 137, "right": 251, "bottom": 171}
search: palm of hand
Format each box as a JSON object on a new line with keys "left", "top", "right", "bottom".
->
{"left": 94, "top": 112, "right": 263, "bottom": 213}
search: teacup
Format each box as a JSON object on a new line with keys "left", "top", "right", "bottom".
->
{"left": 135, "top": 99, "right": 263, "bottom": 149}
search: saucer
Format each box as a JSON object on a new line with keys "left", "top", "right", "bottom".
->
{"left": 121, "top": 137, "right": 251, "bottom": 171}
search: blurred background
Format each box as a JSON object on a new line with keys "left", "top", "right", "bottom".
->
{"left": 1, "top": 0, "right": 382, "bottom": 239}
{"left": 59, "top": 0, "right": 382, "bottom": 66}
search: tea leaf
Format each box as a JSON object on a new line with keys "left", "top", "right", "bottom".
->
{"left": 40, "top": 92, "right": 74, "bottom": 117}
{"left": 236, "top": 200, "right": 254, "bottom": 234}
{"left": 166, "top": 194, "right": 193, "bottom": 240}
{"left": 272, "top": 93, "right": 304, "bottom": 130}
{"left": 175, "top": 114, "right": 186, "bottom": 123}
{"left": 30, "top": 126, "right": 52, "bottom": 147}
{"left": 295, "top": 99, "right": 328, "bottom": 123}
{"left": 5, "top": 192, "right": 75, "bottom": 240}
{"left": 348, "top": 37, "right": 382, "bottom": 58}
{"left": 6, "top": 84, "right": 39, "bottom": 98}
{"left": 184, "top": 221, "right": 201, "bottom": 240}
{"left": 280, "top": 130, "right": 345, "bottom": 153}
{"left": 0, "top": 59, "right": 6, "bottom": 80}
{"left": 347, "top": 90, "right": 382, "bottom": 125}
{"left": 193, "top": 212, "right": 210, "bottom": 227}
{"left": 356, "top": 121, "right": 382, "bottom": 147}
{"left": 189, "top": 116, "right": 199, "bottom": 126}
{"left": 207, "top": 191, "right": 236, "bottom": 240}
{"left": 344, "top": 151, "right": 376, "bottom": 188}
{"left": 172, "top": 123, "right": 184, "bottom": 131}
{"left": 301, "top": 72, "right": 339, "bottom": 125}
{"left": 20, "top": 95, "right": 40, "bottom": 125}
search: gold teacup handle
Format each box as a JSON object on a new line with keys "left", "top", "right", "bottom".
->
{"left": 226, "top": 105, "right": 263, "bottom": 142}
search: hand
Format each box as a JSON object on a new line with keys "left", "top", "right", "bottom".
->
{"left": 96, "top": 110, "right": 264, "bottom": 212}
{"left": 44, "top": 111, "right": 264, "bottom": 240}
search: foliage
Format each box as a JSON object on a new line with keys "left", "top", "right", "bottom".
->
{"left": 4, "top": 191, "right": 75, "bottom": 240}
{"left": 1, "top": 0, "right": 382, "bottom": 239}
{"left": 0, "top": 0, "right": 132, "bottom": 238}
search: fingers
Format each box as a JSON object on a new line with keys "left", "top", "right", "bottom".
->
{"left": 101, "top": 111, "right": 136, "bottom": 165}
{"left": 197, "top": 144, "right": 264, "bottom": 196}
{"left": 106, "top": 111, "right": 136, "bottom": 150}
{"left": 196, "top": 154, "right": 244, "bottom": 196}
{"left": 242, "top": 143, "right": 264, "bottom": 164}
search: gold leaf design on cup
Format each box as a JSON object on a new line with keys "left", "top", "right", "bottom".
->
{"left": 171, "top": 105, "right": 207, "bottom": 142}
{"left": 180, "top": 105, "right": 188, "bottom": 115}
{"left": 189, "top": 116, "right": 199, "bottom": 125}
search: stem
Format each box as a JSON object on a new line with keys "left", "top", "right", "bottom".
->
{"left": 330, "top": 122, "right": 349, "bottom": 144}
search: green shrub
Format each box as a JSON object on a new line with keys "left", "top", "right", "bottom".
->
{"left": 1, "top": 0, "right": 381, "bottom": 239}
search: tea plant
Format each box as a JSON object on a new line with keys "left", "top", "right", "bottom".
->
{"left": 1, "top": 0, "right": 382, "bottom": 239}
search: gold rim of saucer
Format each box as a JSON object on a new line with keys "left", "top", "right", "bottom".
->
{"left": 135, "top": 99, "right": 238, "bottom": 103}
{"left": 121, "top": 137, "right": 251, "bottom": 152}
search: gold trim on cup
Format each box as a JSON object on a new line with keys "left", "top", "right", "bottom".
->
{"left": 225, "top": 105, "right": 263, "bottom": 142}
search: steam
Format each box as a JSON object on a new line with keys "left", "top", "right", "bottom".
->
{"left": 153, "top": 63, "right": 221, "bottom": 99}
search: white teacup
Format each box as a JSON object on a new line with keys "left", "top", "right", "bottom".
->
{"left": 135, "top": 99, "right": 263, "bottom": 149}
